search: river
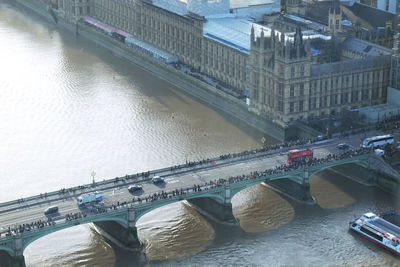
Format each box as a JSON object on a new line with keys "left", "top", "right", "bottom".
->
{"left": 0, "top": 2, "right": 400, "bottom": 266}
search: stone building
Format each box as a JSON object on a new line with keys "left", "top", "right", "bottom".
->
{"left": 57, "top": 0, "right": 93, "bottom": 22}
{"left": 249, "top": 25, "right": 391, "bottom": 123}
{"left": 55, "top": 0, "right": 392, "bottom": 125}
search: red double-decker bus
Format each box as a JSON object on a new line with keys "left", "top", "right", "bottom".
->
{"left": 287, "top": 149, "right": 313, "bottom": 164}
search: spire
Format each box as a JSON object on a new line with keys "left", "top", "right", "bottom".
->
{"left": 294, "top": 25, "right": 303, "bottom": 46}
{"left": 330, "top": 0, "right": 341, "bottom": 14}
{"left": 251, "top": 25, "right": 255, "bottom": 42}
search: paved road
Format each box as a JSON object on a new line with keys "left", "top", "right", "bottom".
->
{"left": 0, "top": 129, "right": 387, "bottom": 238}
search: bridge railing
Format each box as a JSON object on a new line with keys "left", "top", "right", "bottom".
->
{"left": 228, "top": 153, "right": 370, "bottom": 194}
{"left": 0, "top": 153, "right": 371, "bottom": 244}
{"left": 0, "top": 140, "right": 308, "bottom": 210}
{"left": 0, "top": 127, "right": 371, "bottom": 210}
{"left": 0, "top": 186, "right": 227, "bottom": 246}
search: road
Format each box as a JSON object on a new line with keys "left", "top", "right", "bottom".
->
{"left": 0, "top": 129, "right": 386, "bottom": 238}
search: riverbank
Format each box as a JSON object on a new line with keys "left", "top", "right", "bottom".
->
{"left": 3, "top": 0, "right": 295, "bottom": 141}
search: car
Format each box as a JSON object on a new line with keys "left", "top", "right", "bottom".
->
{"left": 128, "top": 184, "right": 142, "bottom": 192}
{"left": 44, "top": 205, "right": 58, "bottom": 215}
{"left": 337, "top": 143, "right": 349, "bottom": 150}
{"left": 152, "top": 176, "right": 164, "bottom": 183}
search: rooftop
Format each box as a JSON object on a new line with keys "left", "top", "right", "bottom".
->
{"left": 151, "top": 0, "right": 277, "bottom": 17}
{"left": 231, "top": 0, "right": 275, "bottom": 8}
{"left": 343, "top": 2, "right": 395, "bottom": 29}
{"left": 342, "top": 37, "right": 392, "bottom": 57}
{"left": 203, "top": 17, "right": 331, "bottom": 54}
{"left": 152, "top": 0, "right": 188, "bottom": 16}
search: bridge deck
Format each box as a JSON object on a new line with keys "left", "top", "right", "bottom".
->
{"left": 0, "top": 133, "right": 370, "bottom": 242}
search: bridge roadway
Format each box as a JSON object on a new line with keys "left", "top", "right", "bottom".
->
{"left": 0, "top": 132, "right": 368, "bottom": 240}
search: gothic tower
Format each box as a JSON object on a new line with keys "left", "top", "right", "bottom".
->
{"left": 328, "top": 0, "right": 342, "bottom": 35}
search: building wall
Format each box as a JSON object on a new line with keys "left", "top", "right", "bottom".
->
{"left": 92, "top": 0, "right": 204, "bottom": 69}
{"left": 201, "top": 38, "right": 248, "bottom": 92}
{"left": 58, "top": 0, "right": 93, "bottom": 22}
{"left": 57, "top": 0, "right": 392, "bottom": 125}
{"left": 249, "top": 31, "right": 390, "bottom": 124}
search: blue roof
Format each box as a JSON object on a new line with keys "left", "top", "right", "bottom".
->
{"left": 204, "top": 33, "right": 249, "bottom": 53}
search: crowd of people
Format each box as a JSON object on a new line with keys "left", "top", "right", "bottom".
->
{"left": 24, "top": 120, "right": 387, "bottom": 210}
{"left": 130, "top": 147, "right": 371, "bottom": 204}
{"left": 375, "top": 115, "right": 400, "bottom": 132}
{"left": 0, "top": 125, "right": 382, "bottom": 240}
{"left": 0, "top": 145, "right": 371, "bottom": 240}
{"left": 2, "top": 218, "right": 56, "bottom": 237}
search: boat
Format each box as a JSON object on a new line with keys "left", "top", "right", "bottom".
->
{"left": 349, "top": 212, "right": 400, "bottom": 255}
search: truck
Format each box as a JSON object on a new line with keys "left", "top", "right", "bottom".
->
{"left": 77, "top": 192, "right": 103, "bottom": 206}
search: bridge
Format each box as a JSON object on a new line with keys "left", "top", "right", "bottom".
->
{"left": 0, "top": 133, "right": 381, "bottom": 266}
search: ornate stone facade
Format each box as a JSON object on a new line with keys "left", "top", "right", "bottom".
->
{"left": 249, "top": 27, "right": 390, "bottom": 123}
{"left": 56, "top": 0, "right": 392, "bottom": 125}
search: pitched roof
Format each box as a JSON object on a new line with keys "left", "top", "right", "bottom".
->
{"left": 343, "top": 2, "right": 395, "bottom": 29}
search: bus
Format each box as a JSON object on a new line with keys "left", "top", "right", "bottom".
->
{"left": 287, "top": 149, "right": 313, "bottom": 164}
{"left": 362, "top": 134, "right": 394, "bottom": 148}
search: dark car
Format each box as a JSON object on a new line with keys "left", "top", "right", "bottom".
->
{"left": 152, "top": 176, "right": 164, "bottom": 183}
{"left": 128, "top": 185, "right": 142, "bottom": 192}
{"left": 337, "top": 143, "right": 349, "bottom": 150}
{"left": 44, "top": 206, "right": 58, "bottom": 215}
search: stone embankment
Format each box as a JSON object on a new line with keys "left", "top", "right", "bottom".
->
{"left": 6, "top": 0, "right": 288, "bottom": 140}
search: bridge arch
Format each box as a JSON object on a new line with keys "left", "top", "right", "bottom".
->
{"left": 21, "top": 216, "right": 128, "bottom": 253}
{"left": 0, "top": 244, "right": 14, "bottom": 257}
{"left": 307, "top": 158, "right": 369, "bottom": 180}
{"left": 229, "top": 173, "right": 302, "bottom": 198}
{"left": 134, "top": 192, "right": 225, "bottom": 223}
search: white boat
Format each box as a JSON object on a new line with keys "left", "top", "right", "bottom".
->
{"left": 349, "top": 212, "right": 400, "bottom": 256}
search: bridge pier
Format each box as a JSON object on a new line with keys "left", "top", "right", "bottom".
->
{"left": 92, "top": 207, "right": 142, "bottom": 250}
{"left": 93, "top": 221, "right": 142, "bottom": 250}
{"left": 266, "top": 169, "right": 315, "bottom": 204}
{"left": 187, "top": 198, "right": 237, "bottom": 224}
{"left": 187, "top": 186, "right": 237, "bottom": 224}
{"left": 0, "top": 251, "right": 25, "bottom": 267}
{"left": 11, "top": 255, "right": 26, "bottom": 267}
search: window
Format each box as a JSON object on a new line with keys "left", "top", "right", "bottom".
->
{"left": 299, "top": 101, "right": 303, "bottom": 111}
{"left": 300, "top": 83, "right": 304, "bottom": 96}
{"left": 253, "top": 89, "right": 259, "bottom": 101}
{"left": 290, "top": 85, "right": 294, "bottom": 97}
{"left": 278, "top": 83, "right": 284, "bottom": 97}
{"left": 278, "top": 100, "right": 283, "bottom": 112}
{"left": 291, "top": 67, "right": 295, "bottom": 78}
{"left": 290, "top": 102, "right": 294, "bottom": 113}
{"left": 300, "top": 66, "right": 305, "bottom": 76}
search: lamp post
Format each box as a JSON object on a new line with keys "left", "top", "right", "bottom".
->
{"left": 91, "top": 171, "right": 96, "bottom": 185}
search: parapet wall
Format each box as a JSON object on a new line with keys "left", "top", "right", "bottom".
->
{"left": 310, "top": 55, "right": 391, "bottom": 77}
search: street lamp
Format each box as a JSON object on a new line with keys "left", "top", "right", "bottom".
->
{"left": 91, "top": 171, "right": 96, "bottom": 184}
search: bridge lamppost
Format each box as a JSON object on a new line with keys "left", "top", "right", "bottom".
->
{"left": 91, "top": 171, "right": 96, "bottom": 185}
